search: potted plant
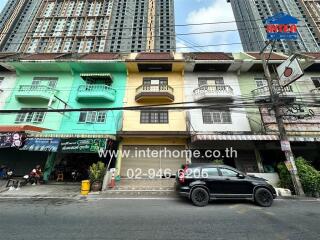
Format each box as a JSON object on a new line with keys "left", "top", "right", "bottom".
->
{"left": 89, "top": 161, "right": 106, "bottom": 192}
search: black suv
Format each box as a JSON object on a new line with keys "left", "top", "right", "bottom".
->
{"left": 175, "top": 164, "right": 277, "bottom": 207}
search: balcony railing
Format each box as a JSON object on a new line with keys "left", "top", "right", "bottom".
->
{"left": 252, "top": 85, "right": 294, "bottom": 102}
{"left": 193, "top": 84, "right": 234, "bottom": 102}
{"left": 135, "top": 84, "right": 174, "bottom": 102}
{"left": 15, "top": 85, "right": 57, "bottom": 103}
{"left": 76, "top": 84, "right": 116, "bottom": 102}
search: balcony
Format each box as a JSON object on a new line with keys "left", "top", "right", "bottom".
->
{"left": 193, "top": 84, "right": 234, "bottom": 102}
{"left": 15, "top": 85, "right": 57, "bottom": 103}
{"left": 135, "top": 84, "right": 174, "bottom": 102}
{"left": 76, "top": 84, "right": 116, "bottom": 102}
{"left": 252, "top": 85, "right": 295, "bottom": 102}
{"left": 310, "top": 87, "right": 320, "bottom": 101}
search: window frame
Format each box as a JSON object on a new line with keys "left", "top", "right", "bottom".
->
{"left": 202, "top": 108, "right": 232, "bottom": 124}
{"left": 15, "top": 109, "right": 46, "bottom": 124}
{"left": 198, "top": 77, "right": 224, "bottom": 87}
{"left": 140, "top": 110, "right": 169, "bottom": 124}
{"left": 78, "top": 111, "right": 107, "bottom": 123}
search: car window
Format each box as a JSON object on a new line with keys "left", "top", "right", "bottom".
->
{"left": 201, "top": 168, "right": 219, "bottom": 178}
{"left": 220, "top": 168, "right": 238, "bottom": 177}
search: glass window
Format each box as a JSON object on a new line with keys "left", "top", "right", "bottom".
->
{"left": 78, "top": 111, "right": 106, "bottom": 123}
{"left": 140, "top": 111, "right": 168, "bottom": 124}
{"left": 220, "top": 168, "right": 238, "bottom": 177}
{"left": 15, "top": 109, "right": 45, "bottom": 123}
{"left": 198, "top": 77, "right": 224, "bottom": 87}
{"left": 96, "top": 111, "right": 106, "bottom": 123}
{"left": 202, "top": 168, "right": 219, "bottom": 177}
{"left": 202, "top": 109, "right": 232, "bottom": 124}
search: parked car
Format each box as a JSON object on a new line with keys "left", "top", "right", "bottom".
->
{"left": 175, "top": 164, "right": 276, "bottom": 207}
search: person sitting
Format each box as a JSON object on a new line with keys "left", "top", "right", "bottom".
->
{"left": 32, "top": 165, "right": 43, "bottom": 185}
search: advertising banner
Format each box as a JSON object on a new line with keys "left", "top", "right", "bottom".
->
{"left": 21, "top": 138, "right": 60, "bottom": 152}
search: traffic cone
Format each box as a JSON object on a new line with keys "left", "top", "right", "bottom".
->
{"left": 108, "top": 172, "right": 115, "bottom": 189}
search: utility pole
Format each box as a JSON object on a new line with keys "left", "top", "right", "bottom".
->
{"left": 260, "top": 41, "right": 305, "bottom": 196}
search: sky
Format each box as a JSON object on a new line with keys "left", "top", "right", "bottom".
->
{"left": 0, "top": 0, "right": 242, "bottom": 52}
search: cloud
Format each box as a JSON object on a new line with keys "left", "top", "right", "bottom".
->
{"left": 185, "top": 0, "right": 243, "bottom": 52}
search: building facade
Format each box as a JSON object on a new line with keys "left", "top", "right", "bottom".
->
{"left": 0, "top": 53, "right": 127, "bottom": 180}
{"left": 116, "top": 52, "right": 187, "bottom": 178}
{"left": 0, "top": 52, "right": 319, "bottom": 185}
{"left": 227, "top": 0, "right": 320, "bottom": 53}
{"left": 0, "top": 0, "right": 175, "bottom": 54}
{"left": 298, "top": 0, "right": 320, "bottom": 41}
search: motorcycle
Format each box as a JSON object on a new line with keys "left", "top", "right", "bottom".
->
{"left": 22, "top": 169, "right": 38, "bottom": 185}
{"left": 0, "top": 167, "right": 14, "bottom": 180}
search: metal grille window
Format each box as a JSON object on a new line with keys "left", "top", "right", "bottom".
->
{"left": 15, "top": 109, "right": 45, "bottom": 123}
{"left": 198, "top": 77, "right": 224, "bottom": 87}
{"left": 202, "top": 109, "right": 232, "bottom": 124}
{"left": 140, "top": 111, "right": 169, "bottom": 124}
{"left": 78, "top": 111, "right": 106, "bottom": 123}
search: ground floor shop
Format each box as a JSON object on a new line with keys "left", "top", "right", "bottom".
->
{"left": 1, "top": 133, "right": 118, "bottom": 182}
{"left": 0, "top": 148, "right": 50, "bottom": 176}
{"left": 116, "top": 137, "right": 188, "bottom": 178}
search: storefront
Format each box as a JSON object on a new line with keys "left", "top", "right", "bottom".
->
{"left": 117, "top": 137, "right": 188, "bottom": 178}
{"left": 0, "top": 126, "right": 49, "bottom": 176}
{"left": 51, "top": 137, "right": 117, "bottom": 181}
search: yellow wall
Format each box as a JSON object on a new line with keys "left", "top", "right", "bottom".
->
{"left": 122, "top": 64, "right": 186, "bottom": 132}
{"left": 121, "top": 138, "right": 187, "bottom": 146}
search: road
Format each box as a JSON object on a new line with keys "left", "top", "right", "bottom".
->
{"left": 0, "top": 197, "right": 319, "bottom": 240}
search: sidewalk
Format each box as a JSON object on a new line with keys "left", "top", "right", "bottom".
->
{"left": 0, "top": 182, "right": 81, "bottom": 198}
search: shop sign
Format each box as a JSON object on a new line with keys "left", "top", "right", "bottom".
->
{"left": 276, "top": 55, "right": 303, "bottom": 87}
{"left": 60, "top": 138, "right": 107, "bottom": 153}
{"left": 265, "top": 12, "right": 299, "bottom": 40}
{"left": 0, "top": 132, "right": 25, "bottom": 148}
{"left": 20, "top": 138, "right": 60, "bottom": 152}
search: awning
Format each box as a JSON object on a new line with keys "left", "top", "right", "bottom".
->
{"left": 0, "top": 125, "right": 47, "bottom": 133}
{"left": 20, "top": 138, "right": 60, "bottom": 152}
{"left": 80, "top": 73, "right": 113, "bottom": 82}
{"left": 80, "top": 73, "right": 112, "bottom": 77}
{"left": 192, "top": 134, "right": 279, "bottom": 142}
{"left": 192, "top": 134, "right": 320, "bottom": 142}
{"left": 29, "top": 133, "right": 116, "bottom": 141}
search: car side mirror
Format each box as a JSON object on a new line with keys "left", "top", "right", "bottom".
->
{"left": 237, "top": 173, "right": 245, "bottom": 179}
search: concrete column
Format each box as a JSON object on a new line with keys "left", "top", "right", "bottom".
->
{"left": 254, "top": 147, "right": 264, "bottom": 173}
{"left": 43, "top": 152, "right": 57, "bottom": 182}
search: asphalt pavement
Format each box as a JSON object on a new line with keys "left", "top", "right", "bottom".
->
{"left": 0, "top": 197, "right": 319, "bottom": 240}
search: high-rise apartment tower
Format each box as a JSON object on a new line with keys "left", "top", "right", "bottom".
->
{"left": 0, "top": 0, "right": 176, "bottom": 53}
{"left": 227, "top": 0, "right": 320, "bottom": 53}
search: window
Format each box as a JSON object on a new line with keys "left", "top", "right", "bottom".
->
{"left": 202, "top": 168, "right": 219, "bottom": 177}
{"left": 220, "top": 168, "right": 238, "bottom": 177}
{"left": 15, "top": 109, "right": 46, "bottom": 123}
{"left": 198, "top": 77, "right": 224, "bottom": 87}
{"left": 202, "top": 109, "right": 232, "bottom": 124}
{"left": 311, "top": 77, "right": 320, "bottom": 88}
{"left": 78, "top": 111, "right": 106, "bottom": 123}
{"left": 140, "top": 111, "right": 168, "bottom": 124}
{"left": 32, "top": 77, "right": 58, "bottom": 88}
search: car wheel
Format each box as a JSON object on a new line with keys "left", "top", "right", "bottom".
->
{"left": 191, "top": 187, "right": 209, "bottom": 207}
{"left": 254, "top": 188, "right": 273, "bottom": 207}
